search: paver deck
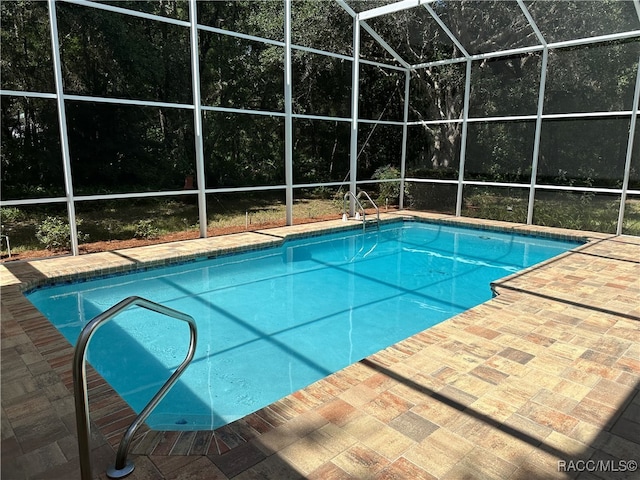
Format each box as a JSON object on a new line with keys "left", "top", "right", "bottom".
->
{"left": 2, "top": 212, "right": 639, "bottom": 479}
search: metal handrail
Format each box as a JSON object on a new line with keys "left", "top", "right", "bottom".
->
{"left": 343, "top": 191, "right": 380, "bottom": 232}
{"left": 73, "top": 296, "right": 198, "bottom": 480}
{"left": 1, "top": 224, "right": 10, "bottom": 258}
{"left": 343, "top": 191, "right": 367, "bottom": 232}
{"left": 357, "top": 190, "right": 380, "bottom": 225}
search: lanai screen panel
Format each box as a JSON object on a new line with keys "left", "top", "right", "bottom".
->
{"left": 1, "top": 0, "right": 640, "bottom": 255}
{"left": 363, "top": 5, "right": 457, "bottom": 65}
{"left": 430, "top": 0, "right": 539, "bottom": 55}
{"left": 526, "top": 0, "right": 640, "bottom": 43}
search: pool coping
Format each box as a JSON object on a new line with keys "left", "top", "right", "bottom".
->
{"left": 1, "top": 211, "right": 601, "bottom": 294}
{"left": 4, "top": 210, "right": 636, "bottom": 478}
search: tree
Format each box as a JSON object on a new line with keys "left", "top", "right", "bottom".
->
{"left": 1, "top": 1, "right": 63, "bottom": 199}
{"left": 2, "top": 0, "right": 637, "bottom": 200}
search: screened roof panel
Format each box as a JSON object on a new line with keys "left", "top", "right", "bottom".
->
{"left": 364, "top": 6, "right": 458, "bottom": 65}
{"left": 346, "top": 1, "right": 640, "bottom": 65}
{"left": 526, "top": 0, "right": 640, "bottom": 44}
{"left": 430, "top": 0, "right": 540, "bottom": 56}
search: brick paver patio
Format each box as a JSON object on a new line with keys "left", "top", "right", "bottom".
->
{"left": 2, "top": 212, "right": 638, "bottom": 479}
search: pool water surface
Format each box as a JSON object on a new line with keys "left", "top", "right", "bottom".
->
{"left": 26, "top": 221, "right": 580, "bottom": 430}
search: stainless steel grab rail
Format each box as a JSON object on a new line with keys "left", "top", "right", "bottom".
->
{"left": 356, "top": 190, "right": 380, "bottom": 225}
{"left": 343, "top": 191, "right": 379, "bottom": 232}
{"left": 73, "top": 296, "right": 198, "bottom": 480}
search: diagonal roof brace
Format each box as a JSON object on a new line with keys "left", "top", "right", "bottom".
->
{"left": 410, "top": 29, "right": 640, "bottom": 70}
{"left": 334, "top": 0, "right": 356, "bottom": 18}
{"left": 334, "top": 0, "right": 412, "bottom": 68}
{"left": 335, "top": 0, "right": 412, "bottom": 69}
{"left": 516, "top": 0, "right": 547, "bottom": 47}
{"left": 360, "top": 20, "right": 412, "bottom": 69}
{"left": 422, "top": 2, "right": 470, "bottom": 59}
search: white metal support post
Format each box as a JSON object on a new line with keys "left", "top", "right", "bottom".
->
{"left": 189, "top": 0, "right": 208, "bottom": 237}
{"left": 48, "top": 0, "right": 79, "bottom": 255}
{"left": 399, "top": 69, "right": 411, "bottom": 210}
{"left": 617, "top": 57, "right": 640, "bottom": 235}
{"left": 518, "top": 0, "right": 548, "bottom": 226}
{"left": 527, "top": 47, "right": 549, "bottom": 225}
{"left": 348, "top": 14, "right": 361, "bottom": 215}
{"left": 284, "top": 0, "right": 294, "bottom": 225}
{"left": 455, "top": 59, "right": 472, "bottom": 216}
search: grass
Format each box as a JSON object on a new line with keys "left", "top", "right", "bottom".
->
{"left": 2, "top": 190, "right": 638, "bottom": 258}
{"left": 462, "top": 190, "right": 640, "bottom": 235}
{"left": 0, "top": 193, "right": 346, "bottom": 255}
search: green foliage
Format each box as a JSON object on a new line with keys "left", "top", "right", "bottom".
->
{"left": 462, "top": 191, "right": 622, "bottom": 234}
{"left": 35, "top": 216, "right": 88, "bottom": 251}
{"left": 4, "top": 194, "right": 639, "bottom": 256}
{"left": 532, "top": 193, "right": 619, "bottom": 234}
{"left": 2, "top": 0, "right": 638, "bottom": 235}
{"left": 0, "top": 207, "right": 23, "bottom": 224}
{"left": 405, "top": 183, "right": 458, "bottom": 213}
{"left": 463, "top": 189, "right": 528, "bottom": 224}
{"left": 133, "top": 220, "right": 160, "bottom": 240}
{"left": 372, "top": 165, "right": 401, "bottom": 205}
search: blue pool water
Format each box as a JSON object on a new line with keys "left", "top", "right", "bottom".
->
{"left": 27, "top": 221, "right": 580, "bottom": 430}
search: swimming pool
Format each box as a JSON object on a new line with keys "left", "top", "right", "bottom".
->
{"left": 27, "top": 221, "right": 580, "bottom": 430}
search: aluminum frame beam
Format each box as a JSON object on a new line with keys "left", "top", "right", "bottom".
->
{"left": 404, "top": 177, "right": 640, "bottom": 195}
{"left": 411, "top": 30, "right": 640, "bottom": 70}
{"left": 0, "top": 90, "right": 57, "bottom": 99}
{"left": 3, "top": 0, "right": 639, "bottom": 245}
{"left": 455, "top": 60, "right": 472, "bottom": 217}
{"left": 617, "top": 57, "right": 640, "bottom": 235}
{"left": 349, "top": 14, "right": 361, "bottom": 215}
{"left": 527, "top": 47, "right": 549, "bottom": 225}
{"left": 188, "top": 0, "right": 208, "bottom": 238}
{"left": 284, "top": 0, "right": 294, "bottom": 225}
{"left": 360, "top": 21, "right": 412, "bottom": 69}
{"left": 406, "top": 110, "right": 637, "bottom": 126}
{"left": 399, "top": 70, "right": 411, "bottom": 209}
{"left": 48, "top": 0, "right": 79, "bottom": 256}
{"left": 517, "top": 0, "right": 547, "bottom": 47}
{"left": 335, "top": 0, "right": 356, "bottom": 18}
{"left": 422, "top": 2, "right": 470, "bottom": 58}
{"left": 65, "top": 0, "right": 190, "bottom": 27}
{"left": 359, "top": 0, "right": 434, "bottom": 21}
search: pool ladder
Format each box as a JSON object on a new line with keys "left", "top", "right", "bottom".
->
{"left": 73, "top": 296, "right": 198, "bottom": 480}
{"left": 343, "top": 190, "right": 380, "bottom": 232}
